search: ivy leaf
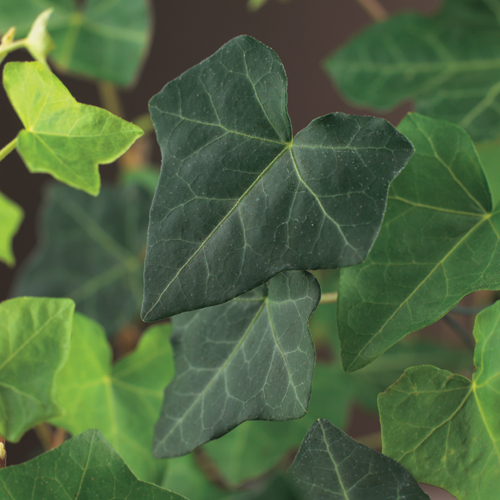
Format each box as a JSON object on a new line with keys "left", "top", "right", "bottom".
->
{"left": 0, "top": 297, "right": 74, "bottom": 442}
{"left": 12, "top": 182, "right": 150, "bottom": 335}
{"left": 287, "top": 419, "right": 430, "bottom": 500}
{"left": 338, "top": 113, "right": 500, "bottom": 371}
{"left": 3, "top": 61, "right": 143, "bottom": 196}
{"left": 143, "top": 35, "right": 413, "bottom": 321}
{"left": 0, "top": 0, "right": 151, "bottom": 86}
{"left": 50, "top": 313, "right": 173, "bottom": 484}
{"left": 324, "top": 0, "right": 500, "bottom": 141}
{"left": 0, "top": 192, "right": 23, "bottom": 267}
{"left": 24, "top": 8, "right": 55, "bottom": 64}
{"left": 153, "top": 270, "right": 320, "bottom": 458}
{"left": 379, "top": 300, "right": 500, "bottom": 500}
{"left": 0, "top": 429, "right": 187, "bottom": 499}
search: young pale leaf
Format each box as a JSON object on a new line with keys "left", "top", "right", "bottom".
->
{"left": 50, "top": 313, "right": 174, "bottom": 484}
{"left": 379, "top": 300, "right": 500, "bottom": 500}
{"left": 3, "top": 61, "right": 143, "bottom": 195}
{"left": 325, "top": 0, "right": 500, "bottom": 141}
{"left": 143, "top": 35, "right": 413, "bottom": 321}
{"left": 24, "top": 8, "right": 55, "bottom": 63}
{"left": 0, "top": 297, "right": 74, "bottom": 442}
{"left": 338, "top": 113, "right": 500, "bottom": 371}
{"left": 0, "top": 429, "right": 186, "bottom": 499}
{"left": 13, "top": 182, "right": 150, "bottom": 335}
{"left": 0, "top": 0, "right": 151, "bottom": 86}
{"left": 153, "top": 271, "right": 320, "bottom": 458}
{"left": 0, "top": 192, "right": 23, "bottom": 267}
{"left": 287, "top": 419, "right": 430, "bottom": 500}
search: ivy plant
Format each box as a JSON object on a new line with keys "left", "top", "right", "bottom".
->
{"left": 2, "top": 2, "right": 500, "bottom": 500}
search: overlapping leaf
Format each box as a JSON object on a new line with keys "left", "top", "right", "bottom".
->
{"left": 50, "top": 313, "right": 174, "bottom": 484}
{"left": 0, "top": 0, "right": 151, "bottom": 85}
{"left": 153, "top": 271, "right": 320, "bottom": 458}
{"left": 379, "top": 300, "right": 500, "bottom": 500}
{"left": 0, "top": 192, "right": 23, "bottom": 267}
{"left": 287, "top": 419, "right": 430, "bottom": 500}
{"left": 0, "top": 297, "right": 74, "bottom": 442}
{"left": 143, "top": 35, "right": 413, "bottom": 321}
{"left": 0, "top": 429, "right": 186, "bottom": 499}
{"left": 325, "top": 0, "right": 500, "bottom": 141}
{"left": 3, "top": 61, "right": 143, "bottom": 195}
{"left": 338, "top": 113, "right": 500, "bottom": 371}
{"left": 13, "top": 182, "right": 151, "bottom": 335}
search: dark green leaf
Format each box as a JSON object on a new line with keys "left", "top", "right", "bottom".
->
{"left": 325, "top": 0, "right": 500, "bottom": 141}
{"left": 476, "top": 138, "right": 500, "bottom": 206}
{"left": 0, "top": 0, "right": 151, "bottom": 86}
{"left": 0, "top": 297, "right": 74, "bottom": 442}
{"left": 153, "top": 271, "right": 320, "bottom": 458}
{"left": 12, "top": 182, "right": 150, "bottom": 335}
{"left": 0, "top": 192, "right": 23, "bottom": 267}
{"left": 379, "top": 300, "right": 500, "bottom": 500}
{"left": 0, "top": 429, "right": 186, "bottom": 499}
{"left": 4, "top": 62, "right": 143, "bottom": 195}
{"left": 287, "top": 419, "right": 430, "bottom": 500}
{"left": 143, "top": 35, "right": 413, "bottom": 321}
{"left": 230, "top": 476, "right": 301, "bottom": 500}
{"left": 338, "top": 113, "right": 500, "bottom": 371}
{"left": 51, "top": 313, "right": 173, "bottom": 483}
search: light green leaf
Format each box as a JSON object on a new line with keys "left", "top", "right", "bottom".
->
{"left": 0, "top": 429, "right": 187, "bottom": 499}
{"left": 0, "top": 0, "right": 151, "bottom": 86}
{"left": 338, "top": 113, "right": 500, "bottom": 371}
{"left": 287, "top": 419, "right": 430, "bottom": 500}
{"left": 143, "top": 35, "right": 413, "bottom": 321}
{"left": 325, "top": 0, "right": 500, "bottom": 141}
{"left": 24, "top": 8, "right": 55, "bottom": 63}
{"left": 153, "top": 271, "right": 320, "bottom": 458}
{"left": 0, "top": 192, "right": 23, "bottom": 267}
{"left": 477, "top": 138, "right": 500, "bottom": 207}
{"left": 3, "top": 61, "right": 143, "bottom": 195}
{"left": 50, "top": 313, "right": 174, "bottom": 484}
{"left": 0, "top": 297, "right": 74, "bottom": 442}
{"left": 12, "top": 182, "right": 150, "bottom": 335}
{"left": 379, "top": 300, "right": 500, "bottom": 500}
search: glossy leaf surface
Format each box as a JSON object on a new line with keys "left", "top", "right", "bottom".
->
{"left": 287, "top": 419, "right": 430, "bottom": 500}
{"left": 379, "top": 300, "right": 500, "bottom": 500}
{"left": 51, "top": 313, "right": 174, "bottom": 483}
{"left": 325, "top": 0, "right": 500, "bottom": 141}
{"left": 0, "top": 429, "right": 186, "bottom": 499}
{"left": 339, "top": 113, "right": 500, "bottom": 371}
{"left": 0, "top": 192, "right": 23, "bottom": 267}
{"left": 4, "top": 62, "right": 143, "bottom": 195}
{"left": 0, "top": 297, "right": 74, "bottom": 441}
{"left": 13, "top": 182, "right": 150, "bottom": 335}
{"left": 143, "top": 35, "right": 413, "bottom": 320}
{"left": 153, "top": 271, "right": 320, "bottom": 458}
{"left": 0, "top": 0, "right": 151, "bottom": 85}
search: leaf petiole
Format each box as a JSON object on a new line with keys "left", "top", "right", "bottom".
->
{"left": 319, "top": 292, "right": 338, "bottom": 305}
{"left": 354, "top": 0, "right": 388, "bottom": 21}
{"left": 0, "top": 137, "right": 17, "bottom": 163}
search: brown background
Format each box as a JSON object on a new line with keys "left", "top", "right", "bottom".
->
{"left": 0, "top": 0, "right": 456, "bottom": 498}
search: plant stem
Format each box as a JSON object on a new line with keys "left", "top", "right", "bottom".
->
{"left": 34, "top": 424, "right": 53, "bottom": 451}
{"left": 442, "top": 314, "right": 475, "bottom": 352}
{"left": 50, "top": 428, "right": 67, "bottom": 449}
{"left": 0, "top": 137, "right": 17, "bottom": 163}
{"left": 354, "top": 0, "right": 388, "bottom": 20}
{"left": 0, "top": 39, "right": 26, "bottom": 61}
{"left": 97, "top": 81, "right": 125, "bottom": 118}
{"left": 356, "top": 431, "right": 382, "bottom": 449}
{"left": 319, "top": 292, "right": 338, "bottom": 305}
{"left": 194, "top": 448, "right": 233, "bottom": 492}
{"left": 0, "top": 435, "right": 6, "bottom": 468}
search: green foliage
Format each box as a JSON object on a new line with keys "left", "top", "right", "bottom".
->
{"left": 13, "top": 182, "right": 151, "bottom": 334}
{"left": 0, "top": 429, "right": 186, "bottom": 499}
{"left": 379, "top": 300, "right": 500, "bottom": 499}
{"left": 0, "top": 297, "right": 74, "bottom": 442}
{"left": 339, "top": 113, "right": 500, "bottom": 371}
{"left": 324, "top": 0, "right": 500, "bottom": 141}
{"left": 3, "top": 61, "right": 143, "bottom": 195}
{"left": 50, "top": 313, "right": 173, "bottom": 483}
{"left": 287, "top": 419, "right": 430, "bottom": 499}
{"left": 0, "top": 192, "right": 23, "bottom": 266}
{"left": 143, "top": 35, "right": 413, "bottom": 321}
{"left": 0, "top": 0, "right": 151, "bottom": 85}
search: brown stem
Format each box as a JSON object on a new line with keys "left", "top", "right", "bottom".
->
{"left": 0, "top": 435, "right": 6, "bottom": 468}
{"left": 194, "top": 448, "right": 233, "bottom": 492}
{"left": 50, "top": 428, "right": 67, "bottom": 449}
{"left": 356, "top": 431, "right": 382, "bottom": 449}
{"left": 355, "top": 0, "right": 388, "bottom": 20}
{"left": 34, "top": 424, "right": 53, "bottom": 451}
